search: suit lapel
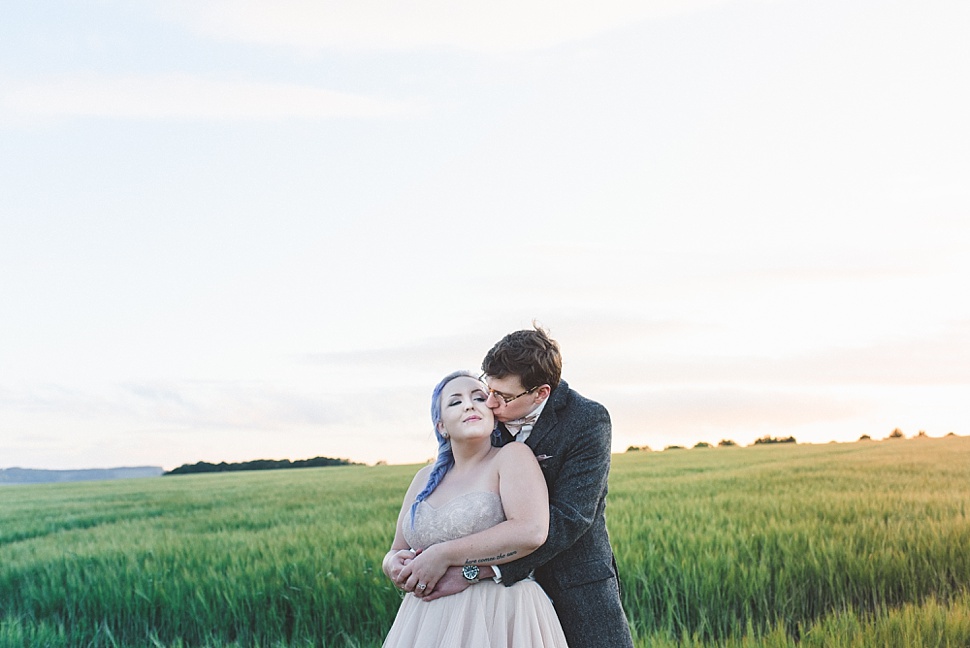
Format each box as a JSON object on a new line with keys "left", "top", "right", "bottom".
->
{"left": 524, "top": 381, "right": 568, "bottom": 451}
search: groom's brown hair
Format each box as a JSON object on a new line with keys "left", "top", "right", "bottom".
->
{"left": 482, "top": 323, "right": 562, "bottom": 391}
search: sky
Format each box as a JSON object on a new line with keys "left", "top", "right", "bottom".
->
{"left": 2, "top": 0, "right": 968, "bottom": 471}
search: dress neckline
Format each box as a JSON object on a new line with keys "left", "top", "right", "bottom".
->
{"left": 421, "top": 490, "right": 501, "bottom": 511}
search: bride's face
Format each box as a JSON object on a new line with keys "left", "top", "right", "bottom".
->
{"left": 437, "top": 376, "right": 494, "bottom": 441}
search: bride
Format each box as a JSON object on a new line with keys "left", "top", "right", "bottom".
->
{"left": 381, "top": 370, "right": 568, "bottom": 647}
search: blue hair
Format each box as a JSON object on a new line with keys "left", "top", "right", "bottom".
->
{"left": 409, "top": 370, "right": 481, "bottom": 527}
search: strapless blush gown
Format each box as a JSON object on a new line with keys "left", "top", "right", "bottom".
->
{"left": 382, "top": 491, "right": 569, "bottom": 647}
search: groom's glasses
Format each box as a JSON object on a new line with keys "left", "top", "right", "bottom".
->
{"left": 479, "top": 374, "right": 539, "bottom": 404}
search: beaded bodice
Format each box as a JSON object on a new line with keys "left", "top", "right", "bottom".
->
{"left": 405, "top": 491, "right": 506, "bottom": 550}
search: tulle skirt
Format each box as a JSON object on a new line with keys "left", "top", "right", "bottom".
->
{"left": 382, "top": 579, "right": 568, "bottom": 648}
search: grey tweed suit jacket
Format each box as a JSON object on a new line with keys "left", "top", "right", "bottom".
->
{"left": 495, "top": 380, "right": 634, "bottom": 647}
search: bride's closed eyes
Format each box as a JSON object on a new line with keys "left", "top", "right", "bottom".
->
{"left": 447, "top": 392, "right": 488, "bottom": 407}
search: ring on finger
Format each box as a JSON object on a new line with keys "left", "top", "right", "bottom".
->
{"left": 416, "top": 583, "right": 427, "bottom": 590}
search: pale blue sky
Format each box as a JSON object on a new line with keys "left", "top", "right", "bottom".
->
{"left": 2, "top": 0, "right": 968, "bottom": 470}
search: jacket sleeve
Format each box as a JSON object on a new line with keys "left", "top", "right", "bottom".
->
{"left": 499, "top": 401, "right": 612, "bottom": 585}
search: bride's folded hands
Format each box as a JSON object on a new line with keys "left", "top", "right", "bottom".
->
{"left": 397, "top": 543, "right": 450, "bottom": 595}
{"left": 382, "top": 548, "right": 416, "bottom": 587}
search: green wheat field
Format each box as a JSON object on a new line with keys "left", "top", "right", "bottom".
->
{"left": 2, "top": 436, "right": 969, "bottom": 647}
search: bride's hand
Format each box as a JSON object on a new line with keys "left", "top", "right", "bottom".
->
{"left": 385, "top": 549, "right": 416, "bottom": 588}
{"left": 401, "top": 544, "right": 451, "bottom": 597}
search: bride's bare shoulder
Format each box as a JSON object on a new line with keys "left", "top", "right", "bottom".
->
{"left": 495, "top": 442, "right": 539, "bottom": 466}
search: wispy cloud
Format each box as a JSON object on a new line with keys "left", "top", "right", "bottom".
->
{"left": 298, "top": 318, "right": 970, "bottom": 390}
{"left": 2, "top": 380, "right": 352, "bottom": 431}
{"left": 628, "top": 323, "right": 970, "bottom": 387}
{"left": 152, "top": 0, "right": 728, "bottom": 54}
{"left": 120, "top": 380, "right": 353, "bottom": 429}
{"left": 779, "top": 323, "right": 970, "bottom": 386}
{"left": 1, "top": 73, "right": 424, "bottom": 122}
{"left": 300, "top": 331, "right": 499, "bottom": 376}
{"left": 1, "top": 379, "right": 428, "bottom": 468}
{"left": 608, "top": 387, "right": 870, "bottom": 436}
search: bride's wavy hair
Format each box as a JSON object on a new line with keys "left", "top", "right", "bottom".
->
{"left": 409, "top": 370, "right": 484, "bottom": 527}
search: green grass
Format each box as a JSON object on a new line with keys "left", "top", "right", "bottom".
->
{"left": 609, "top": 437, "right": 970, "bottom": 646}
{"left": 2, "top": 436, "right": 969, "bottom": 647}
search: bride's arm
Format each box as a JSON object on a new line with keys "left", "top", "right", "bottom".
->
{"left": 397, "top": 443, "right": 549, "bottom": 593}
{"left": 381, "top": 466, "right": 431, "bottom": 584}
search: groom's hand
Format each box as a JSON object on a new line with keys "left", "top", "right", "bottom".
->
{"left": 419, "top": 566, "right": 469, "bottom": 601}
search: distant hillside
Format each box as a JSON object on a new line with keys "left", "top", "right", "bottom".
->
{"left": 0, "top": 466, "right": 164, "bottom": 485}
{"left": 165, "top": 456, "right": 357, "bottom": 475}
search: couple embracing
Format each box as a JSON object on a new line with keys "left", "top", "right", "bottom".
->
{"left": 382, "top": 325, "right": 634, "bottom": 647}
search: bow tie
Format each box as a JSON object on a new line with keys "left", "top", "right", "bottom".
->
{"left": 504, "top": 413, "right": 539, "bottom": 435}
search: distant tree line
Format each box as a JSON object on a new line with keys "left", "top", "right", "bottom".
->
{"left": 753, "top": 435, "right": 797, "bottom": 445}
{"left": 164, "top": 456, "right": 358, "bottom": 476}
{"left": 625, "top": 429, "right": 963, "bottom": 453}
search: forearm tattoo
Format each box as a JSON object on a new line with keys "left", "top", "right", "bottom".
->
{"left": 465, "top": 551, "right": 517, "bottom": 565}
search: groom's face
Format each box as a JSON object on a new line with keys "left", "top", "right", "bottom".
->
{"left": 483, "top": 374, "right": 537, "bottom": 423}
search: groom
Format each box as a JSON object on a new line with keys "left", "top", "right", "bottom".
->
{"left": 420, "top": 325, "right": 634, "bottom": 647}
